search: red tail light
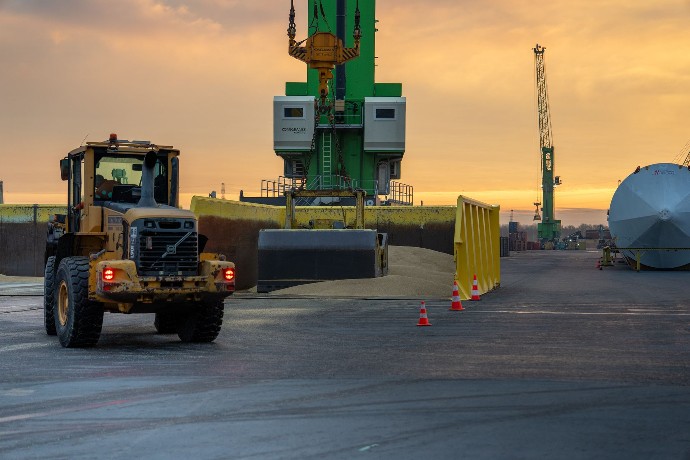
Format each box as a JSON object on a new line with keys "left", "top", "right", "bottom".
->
{"left": 223, "top": 267, "right": 235, "bottom": 281}
{"left": 103, "top": 267, "right": 115, "bottom": 281}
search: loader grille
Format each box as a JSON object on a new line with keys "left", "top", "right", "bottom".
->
{"left": 137, "top": 230, "right": 198, "bottom": 276}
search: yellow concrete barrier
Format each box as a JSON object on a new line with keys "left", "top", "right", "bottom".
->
{"left": 454, "top": 196, "right": 500, "bottom": 300}
{"left": 190, "top": 197, "right": 284, "bottom": 225}
{"left": 0, "top": 204, "right": 66, "bottom": 223}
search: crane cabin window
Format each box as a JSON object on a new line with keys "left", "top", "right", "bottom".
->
{"left": 284, "top": 107, "right": 305, "bottom": 118}
{"left": 375, "top": 108, "right": 396, "bottom": 120}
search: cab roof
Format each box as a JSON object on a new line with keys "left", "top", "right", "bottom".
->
{"left": 67, "top": 139, "right": 178, "bottom": 158}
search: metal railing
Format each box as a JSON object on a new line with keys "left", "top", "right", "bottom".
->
{"left": 317, "top": 111, "right": 363, "bottom": 127}
{"left": 260, "top": 176, "right": 315, "bottom": 198}
{"left": 261, "top": 175, "right": 359, "bottom": 198}
{"left": 260, "top": 176, "right": 414, "bottom": 206}
{"left": 386, "top": 181, "right": 413, "bottom": 206}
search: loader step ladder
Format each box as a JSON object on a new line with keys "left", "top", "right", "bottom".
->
{"left": 322, "top": 132, "right": 332, "bottom": 189}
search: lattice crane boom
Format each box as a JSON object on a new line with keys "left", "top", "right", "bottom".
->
{"left": 534, "top": 44, "right": 553, "bottom": 151}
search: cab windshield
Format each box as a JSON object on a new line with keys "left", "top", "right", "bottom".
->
{"left": 94, "top": 154, "right": 168, "bottom": 204}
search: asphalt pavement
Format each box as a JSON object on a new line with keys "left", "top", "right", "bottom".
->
{"left": 0, "top": 250, "right": 689, "bottom": 459}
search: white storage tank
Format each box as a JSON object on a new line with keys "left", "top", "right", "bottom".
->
{"left": 608, "top": 163, "right": 690, "bottom": 269}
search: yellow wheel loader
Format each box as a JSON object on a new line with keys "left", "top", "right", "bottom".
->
{"left": 44, "top": 134, "right": 236, "bottom": 347}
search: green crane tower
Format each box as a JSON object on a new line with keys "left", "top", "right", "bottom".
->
{"left": 268, "top": 0, "right": 411, "bottom": 206}
{"left": 533, "top": 44, "right": 561, "bottom": 242}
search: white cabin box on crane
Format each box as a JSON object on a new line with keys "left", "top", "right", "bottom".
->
{"left": 273, "top": 96, "right": 316, "bottom": 152}
{"left": 363, "top": 97, "right": 406, "bottom": 152}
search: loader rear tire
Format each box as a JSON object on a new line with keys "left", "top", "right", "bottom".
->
{"left": 44, "top": 256, "right": 57, "bottom": 336}
{"left": 178, "top": 300, "right": 224, "bottom": 343}
{"left": 154, "top": 311, "right": 180, "bottom": 334}
{"left": 54, "top": 257, "right": 103, "bottom": 348}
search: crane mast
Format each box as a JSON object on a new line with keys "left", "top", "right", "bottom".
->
{"left": 533, "top": 44, "right": 561, "bottom": 243}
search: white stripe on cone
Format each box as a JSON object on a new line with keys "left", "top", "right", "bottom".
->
{"left": 471, "top": 274, "right": 481, "bottom": 301}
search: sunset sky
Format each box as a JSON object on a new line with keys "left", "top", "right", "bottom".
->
{"left": 1, "top": 0, "right": 689, "bottom": 226}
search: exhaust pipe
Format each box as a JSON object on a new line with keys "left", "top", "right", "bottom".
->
{"left": 138, "top": 150, "right": 158, "bottom": 208}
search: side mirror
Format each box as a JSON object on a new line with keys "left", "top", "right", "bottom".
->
{"left": 60, "top": 159, "right": 70, "bottom": 181}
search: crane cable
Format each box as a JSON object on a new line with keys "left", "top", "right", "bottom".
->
{"left": 671, "top": 140, "right": 690, "bottom": 166}
{"left": 318, "top": 0, "right": 333, "bottom": 33}
{"left": 309, "top": 1, "right": 319, "bottom": 35}
{"left": 307, "top": 1, "right": 333, "bottom": 35}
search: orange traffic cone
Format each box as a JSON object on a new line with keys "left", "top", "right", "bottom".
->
{"left": 417, "top": 301, "right": 432, "bottom": 326}
{"left": 470, "top": 274, "right": 481, "bottom": 301}
{"left": 449, "top": 280, "right": 464, "bottom": 311}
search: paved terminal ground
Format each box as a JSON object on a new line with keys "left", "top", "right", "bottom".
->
{"left": 0, "top": 250, "right": 688, "bottom": 459}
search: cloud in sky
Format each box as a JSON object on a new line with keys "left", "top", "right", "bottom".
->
{"left": 1, "top": 0, "right": 689, "bottom": 225}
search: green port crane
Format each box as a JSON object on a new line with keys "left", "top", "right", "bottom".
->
{"left": 257, "top": 0, "right": 411, "bottom": 207}
{"left": 250, "top": 0, "right": 405, "bottom": 292}
{"left": 533, "top": 44, "right": 561, "bottom": 243}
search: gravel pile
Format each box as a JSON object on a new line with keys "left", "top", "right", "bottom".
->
{"left": 269, "top": 245, "right": 455, "bottom": 298}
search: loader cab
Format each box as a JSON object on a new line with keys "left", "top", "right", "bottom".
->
{"left": 60, "top": 136, "right": 180, "bottom": 234}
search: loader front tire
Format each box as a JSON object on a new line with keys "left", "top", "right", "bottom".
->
{"left": 178, "top": 300, "right": 224, "bottom": 343}
{"left": 44, "top": 256, "right": 57, "bottom": 336}
{"left": 54, "top": 257, "right": 103, "bottom": 348}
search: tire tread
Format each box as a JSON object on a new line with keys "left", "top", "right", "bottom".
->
{"left": 178, "top": 300, "right": 224, "bottom": 343}
{"left": 44, "top": 256, "right": 57, "bottom": 336}
{"left": 55, "top": 257, "right": 103, "bottom": 348}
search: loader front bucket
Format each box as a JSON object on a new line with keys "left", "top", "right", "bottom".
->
{"left": 257, "top": 229, "right": 388, "bottom": 293}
